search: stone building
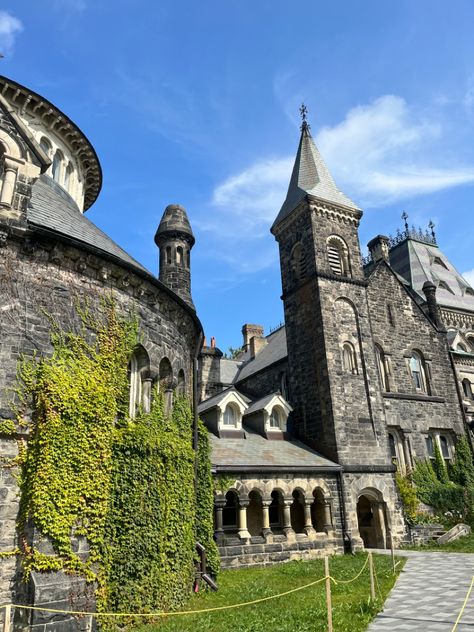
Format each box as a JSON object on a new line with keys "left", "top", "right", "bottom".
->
{"left": 198, "top": 118, "right": 469, "bottom": 568}
{"left": 0, "top": 76, "right": 202, "bottom": 627}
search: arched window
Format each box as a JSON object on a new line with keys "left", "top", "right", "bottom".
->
{"left": 467, "top": 335, "right": 474, "bottom": 352}
{"left": 269, "top": 407, "right": 282, "bottom": 429}
{"left": 409, "top": 351, "right": 428, "bottom": 393}
{"left": 439, "top": 435, "right": 450, "bottom": 460}
{"left": 387, "top": 303, "right": 395, "bottom": 327}
{"left": 388, "top": 429, "right": 406, "bottom": 472}
{"left": 426, "top": 435, "right": 434, "bottom": 458}
{"left": 342, "top": 342, "right": 357, "bottom": 374}
{"left": 223, "top": 403, "right": 238, "bottom": 426}
{"left": 290, "top": 243, "right": 306, "bottom": 280}
{"left": 176, "top": 246, "right": 183, "bottom": 266}
{"left": 375, "top": 344, "right": 390, "bottom": 392}
{"left": 128, "top": 346, "right": 151, "bottom": 418}
{"left": 186, "top": 250, "right": 190, "bottom": 268}
{"left": 40, "top": 137, "right": 52, "bottom": 158}
{"left": 159, "top": 357, "right": 172, "bottom": 391}
{"left": 177, "top": 369, "right": 185, "bottom": 396}
{"left": 166, "top": 246, "right": 172, "bottom": 265}
{"left": 64, "top": 162, "right": 74, "bottom": 190}
{"left": 52, "top": 150, "right": 64, "bottom": 184}
{"left": 327, "top": 236, "right": 350, "bottom": 276}
{"left": 222, "top": 491, "right": 238, "bottom": 529}
{"left": 463, "top": 379, "right": 473, "bottom": 400}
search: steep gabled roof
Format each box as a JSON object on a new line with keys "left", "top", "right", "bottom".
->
{"left": 271, "top": 123, "right": 360, "bottom": 231}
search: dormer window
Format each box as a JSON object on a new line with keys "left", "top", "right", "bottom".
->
{"left": 433, "top": 256, "right": 448, "bottom": 270}
{"left": 223, "top": 403, "right": 238, "bottom": 426}
{"left": 438, "top": 280, "right": 454, "bottom": 294}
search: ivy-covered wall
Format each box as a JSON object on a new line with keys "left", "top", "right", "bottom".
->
{"left": 3, "top": 298, "right": 218, "bottom": 627}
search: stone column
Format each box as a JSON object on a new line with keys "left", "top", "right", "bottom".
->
{"left": 163, "top": 388, "right": 173, "bottom": 417}
{"left": 237, "top": 500, "right": 251, "bottom": 542}
{"left": 0, "top": 159, "right": 18, "bottom": 208}
{"left": 214, "top": 498, "right": 226, "bottom": 543}
{"left": 303, "top": 501, "right": 316, "bottom": 539}
{"left": 282, "top": 499, "right": 296, "bottom": 542}
{"left": 142, "top": 378, "right": 152, "bottom": 414}
{"left": 261, "top": 498, "right": 273, "bottom": 542}
{"left": 374, "top": 501, "right": 387, "bottom": 549}
{"left": 323, "top": 500, "right": 333, "bottom": 533}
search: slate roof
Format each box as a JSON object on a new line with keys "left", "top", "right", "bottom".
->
{"left": 220, "top": 359, "right": 242, "bottom": 385}
{"left": 389, "top": 237, "right": 474, "bottom": 313}
{"left": 236, "top": 326, "right": 287, "bottom": 383}
{"left": 271, "top": 124, "right": 360, "bottom": 231}
{"left": 210, "top": 428, "right": 340, "bottom": 471}
{"left": 197, "top": 387, "right": 250, "bottom": 414}
{"left": 27, "top": 175, "right": 148, "bottom": 272}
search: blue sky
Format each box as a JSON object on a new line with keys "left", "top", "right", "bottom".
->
{"left": 2, "top": 1, "right": 474, "bottom": 351}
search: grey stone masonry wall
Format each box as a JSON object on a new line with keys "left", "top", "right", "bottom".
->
{"left": 275, "top": 201, "right": 390, "bottom": 467}
{"left": 198, "top": 347, "right": 223, "bottom": 401}
{"left": 236, "top": 358, "right": 288, "bottom": 401}
{"left": 0, "top": 221, "right": 200, "bottom": 623}
{"left": 366, "top": 262, "right": 465, "bottom": 460}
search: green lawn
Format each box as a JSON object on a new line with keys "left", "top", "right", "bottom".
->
{"left": 135, "top": 553, "right": 404, "bottom": 632}
{"left": 405, "top": 532, "right": 474, "bottom": 553}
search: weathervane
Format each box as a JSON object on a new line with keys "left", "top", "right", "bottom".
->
{"left": 299, "top": 103, "right": 310, "bottom": 131}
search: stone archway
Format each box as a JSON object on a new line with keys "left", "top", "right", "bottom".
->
{"left": 247, "top": 490, "right": 263, "bottom": 537}
{"left": 356, "top": 489, "right": 388, "bottom": 549}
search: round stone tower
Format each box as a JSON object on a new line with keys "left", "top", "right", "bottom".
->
{"left": 154, "top": 204, "right": 195, "bottom": 308}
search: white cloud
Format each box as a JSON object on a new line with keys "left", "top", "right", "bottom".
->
{"left": 0, "top": 11, "right": 23, "bottom": 56}
{"left": 201, "top": 94, "right": 474, "bottom": 274}
{"left": 462, "top": 269, "right": 474, "bottom": 288}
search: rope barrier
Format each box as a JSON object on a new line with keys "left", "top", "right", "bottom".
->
{"left": 450, "top": 575, "right": 474, "bottom": 632}
{"left": 0, "top": 553, "right": 384, "bottom": 620}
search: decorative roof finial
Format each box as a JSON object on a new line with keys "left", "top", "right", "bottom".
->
{"left": 428, "top": 220, "right": 436, "bottom": 243}
{"left": 401, "top": 211, "right": 409, "bottom": 234}
{"left": 299, "top": 103, "right": 310, "bottom": 131}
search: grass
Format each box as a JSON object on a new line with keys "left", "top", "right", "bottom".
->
{"left": 405, "top": 532, "right": 474, "bottom": 553}
{"left": 135, "top": 553, "right": 404, "bottom": 632}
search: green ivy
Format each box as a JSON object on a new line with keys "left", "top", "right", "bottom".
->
{"left": 12, "top": 297, "right": 218, "bottom": 620}
{"left": 0, "top": 419, "right": 16, "bottom": 436}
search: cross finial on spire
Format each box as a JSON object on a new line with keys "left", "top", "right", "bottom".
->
{"left": 428, "top": 220, "right": 436, "bottom": 243}
{"left": 299, "top": 103, "right": 310, "bottom": 131}
{"left": 401, "top": 211, "right": 409, "bottom": 234}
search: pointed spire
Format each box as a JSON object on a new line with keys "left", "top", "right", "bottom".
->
{"left": 271, "top": 108, "right": 360, "bottom": 232}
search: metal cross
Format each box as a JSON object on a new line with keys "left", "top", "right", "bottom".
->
{"left": 300, "top": 103, "right": 310, "bottom": 131}
{"left": 401, "top": 211, "right": 409, "bottom": 233}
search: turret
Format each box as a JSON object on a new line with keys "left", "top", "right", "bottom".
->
{"left": 154, "top": 204, "right": 195, "bottom": 307}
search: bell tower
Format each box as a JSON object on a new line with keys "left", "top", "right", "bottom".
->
{"left": 155, "top": 204, "right": 195, "bottom": 308}
{"left": 271, "top": 111, "right": 389, "bottom": 467}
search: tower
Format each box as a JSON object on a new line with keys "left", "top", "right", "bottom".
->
{"left": 271, "top": 115, "right": 389, "bottom": 468}
{"left": 155, "top": 204, "right": 195, "bottom": 307}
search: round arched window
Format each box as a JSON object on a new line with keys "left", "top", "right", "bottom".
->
{"left": 223, "top": 404, "right": 237, "bottom": 426}
{"left": 270, "top": 407, "right": 282, "bottom": 428}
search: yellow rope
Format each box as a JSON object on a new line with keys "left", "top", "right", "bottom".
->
{"left": 451, "top": 575, "right": 474, "bottom": 632}
{"left": 0, "top": 553, "right": 381, "bottom": 619}
{"left": 331, "top": 553, "right": 370, "bottom": 585}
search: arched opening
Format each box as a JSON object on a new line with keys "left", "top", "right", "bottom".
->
{"left": 269, "top": 406, "right": 283, "bottom": 429}
{"left": 290, "top": 242, "right": 306, "bottom": 281}
{"left": 222, "top": 490, "right": 239, "bottom": 533}
{"left": 409, "top": 351, "right": 429, "bottom": 393}
{"left": 166, "top": 246, "right": 172, "bottom": 265}
{"left": 375, "top": 344, "right": 390, "bottom": 392}
{"left": 311, "top": 489, "right": 327, "bottom": 532}
{"left": 290, "top": 489, "right": 305, "bottom": 534}
{"left": 159, "top": 357, "right": 172, "bottom": 391}
{"left": 327, "top": 236, "right": 350, "bottom": 276}
{"left": 462, "top": 379, "right": 473, "bottom": 399}
{"left": 40, "top": 136, "right": 52, "bottom": 158}
{"left": 176, "top": 246, "right": 183, "bottom": 266}
{"left": 177, "top": 369, "right": 185, "bottom": 396}
{"left": 247, "top": 490, "right": 263, "bottom": 537}
{"left": 223, "top": 403, "right": 239, "bottom": 427}
{"left": 52, "top": 149, "right": 64, "bottom": 184}
{"left": 128, "top": 346, "right": 151, "bottom": 418}
{"left": 64, "top": 162, "right": 74, "bottom": 191}
{"left": 356, "top": 491, "right": 387, "bottom": 549}
{"left": 269, "top": 490, "right": 283, "bottom": 532}
{"left": 342, "top": 342, "right": 357, "bottom": 374}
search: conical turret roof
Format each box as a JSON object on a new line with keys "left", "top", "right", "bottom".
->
{"left": 271, "top": 123, "right": 360, "bottom": 232}
{"left": 154, "top": 204, "right": 195, "bottom": 246}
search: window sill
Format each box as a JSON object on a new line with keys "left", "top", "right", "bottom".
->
{"left": 383, "top": 392, "right": 445, "bottom": 403}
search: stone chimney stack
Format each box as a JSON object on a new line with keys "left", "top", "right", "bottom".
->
{"left": 242, "top": 323, "right": 265, "bottom": 354}
{"left": 367, "top": 235, "right": 390, "bottom": 264}
{"left": 422, "top": 281, "right": 446, "bottom": 332}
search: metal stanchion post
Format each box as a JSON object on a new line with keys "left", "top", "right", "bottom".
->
{"left": 324, "top": 557, "right": 333, "bottom": 632}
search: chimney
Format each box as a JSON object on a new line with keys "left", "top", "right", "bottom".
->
{"left": 242, "top": 324, "right": 264, "bottom": 352}
{"left": 367, "top": 235, "right": 390, "bottom": 263}
{"left": 422, "top": 281, "right": 446, "bottom": 332}
{"left": 250, "top": 334, "right": 267, "bottom": 359}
